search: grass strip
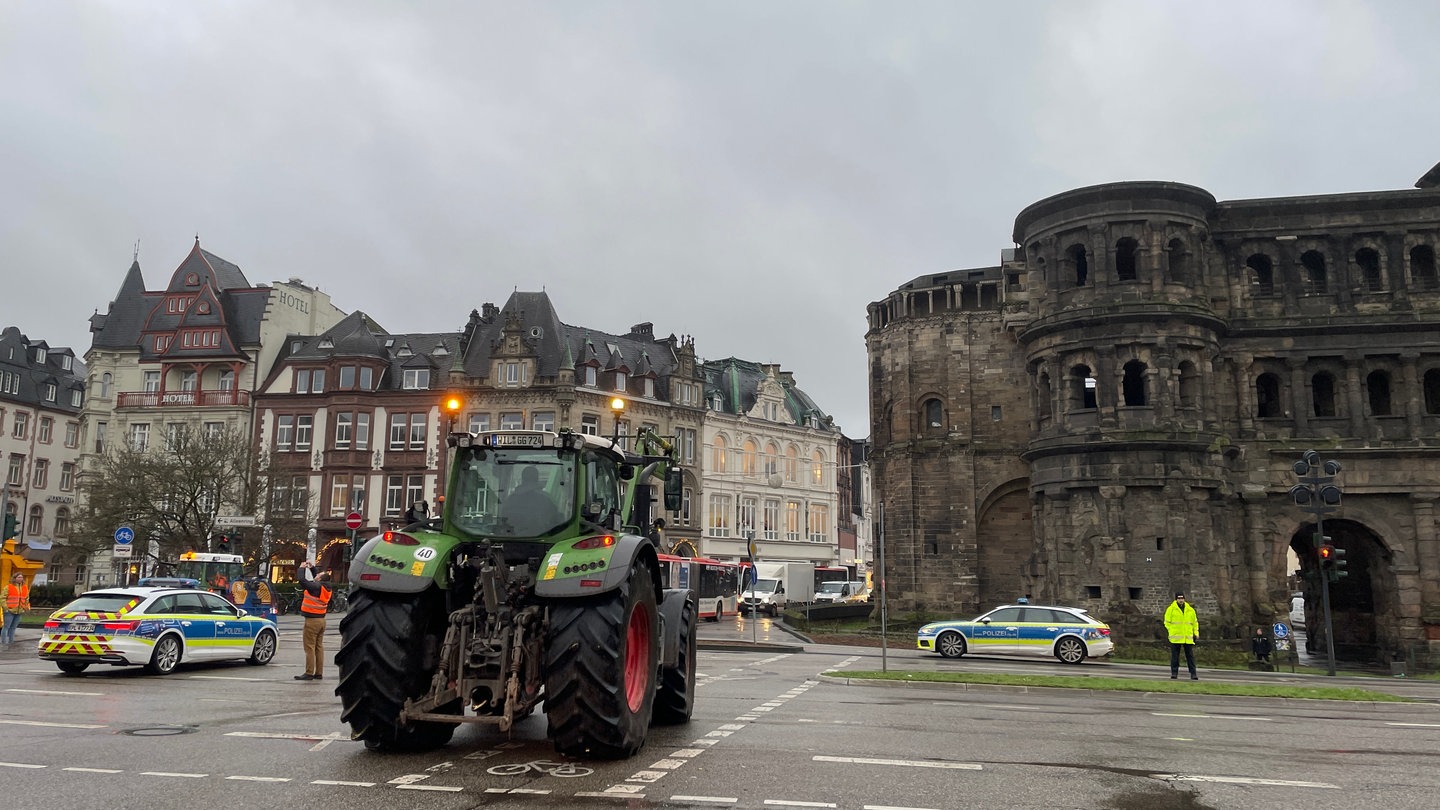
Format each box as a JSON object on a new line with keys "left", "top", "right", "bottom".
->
{"left": 831, "top": 670, "right": 1411, "bottom": 702}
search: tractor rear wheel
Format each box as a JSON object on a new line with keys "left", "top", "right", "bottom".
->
{"left": 653, "top": 591, "right": 697, "bottom": 725}
{"left": 336, "top": 588, "right": 458, "bottom": 752}
{"left": 545, "top": 562, "right": 658, "bottom": 759}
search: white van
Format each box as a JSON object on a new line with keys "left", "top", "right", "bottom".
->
{"left": 815, "top": 580, "right": 866, "bottom": 604}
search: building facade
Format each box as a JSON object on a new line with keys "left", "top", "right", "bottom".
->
{"left": 82, "top": 241, "right": 346, "bottom": 583}
{"left": 868, "top": 163, "right": 1440, "bottom": 668}
{"left": 697, "top": 359, "right": 843, "bottom": 566}
{"left": 0, "top": 327, "right": 85, "bottom": 588}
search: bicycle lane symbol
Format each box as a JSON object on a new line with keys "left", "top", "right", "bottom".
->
{"left": 487, "top": 759, "right": 594, "bottom": 778}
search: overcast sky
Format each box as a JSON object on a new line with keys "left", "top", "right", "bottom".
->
{"left": 4, "top": 1, "right": 1438, "bottom": 437}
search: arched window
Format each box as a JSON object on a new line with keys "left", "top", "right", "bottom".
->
{"left": 1115, "top": 237, "right": 1139, "bottom": 281}
{"left": 1302, "top": 251, "right": 1328, "bottom": 294}
{"left": 1068, "top": 244, "right": 1088, "bottom": 287}
{"left": 1356, "top": 248, "right": 1382, "bottom": 292}
{"left": 100, "top": 372, "right": 113, "bottom": 398}
{"left": 741, "top": 439, "right": 757, "bottom": 476}
{"left": 711, "top": 435, "right": 727, "bottom": 474}
{"left": 784, "top": 445, "right": 799, "bottom": 483}
{"left": 1178, "top": 361, "right": 1199, "bottom": 410}
{"left": 923, "top": 398, "right": 943, "bottom": 428}
{"left": 1312, "top": 372, "right": 1337, "bottom": 418}
{"left": 1425, "top": 369, "right": 1440, "bottom": 415}
{"left": 1412, "top": 245, "right": 1438, "bottom": 291}
{"left": 1256, "top": 373, "right": 1282, "bottom": 418}
{"left": 763, "top": 442, "right": 779, "bottom": 477}
{"left": 811, "top": 451, "right": 825, "bottom": 486}
{"left": 1246, "top": 254, "right": 1274, "bottom": 297}
{"left": 1167, "top": 239, "right": 1189, "bottom": 284}
{"left": 53, "top": 507, "right": 71, "bottom": 539}
{"left": 1122, "top": 360, "right": 1147, "bottom": 406}
{"left": 1367, "top": 370, "right": 1392, "bottom": 416}
{"left": 1071, "top": 365, "right": 1097, "bottom": 410}
{"left": 27, "top": 504, "right": 43, "bottom": 536}
{"left": 218, "top": 369, "right": 236, "bottom": 391}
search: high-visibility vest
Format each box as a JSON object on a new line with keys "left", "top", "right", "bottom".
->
{"left": 5, "top": 582, "right": 28, "bottom": 610}
{"left": 301, "top": 584, "right": 332, "bottom": 616}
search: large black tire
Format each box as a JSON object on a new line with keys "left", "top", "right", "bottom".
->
{"left": 335, "top": 588, "right": 458, "bottom": 752}
{"left": 653, "top": 593, "right": 697, "bottom": 725}
{"left": 544, "top": 563, "right": 659, "bottom": 759}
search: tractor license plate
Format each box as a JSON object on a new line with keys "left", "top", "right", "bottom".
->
{"left": 69, "top": 623, "right": 96, "bottom": 633}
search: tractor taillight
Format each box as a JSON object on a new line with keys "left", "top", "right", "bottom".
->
{"left": 572, "top": 534, "right": 616, "bottom": 550}
{"left": 383, "top": 531, "right": 419, "bottom": 546}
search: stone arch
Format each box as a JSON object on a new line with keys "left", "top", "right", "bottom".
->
{"left": 1245, "top": 253, "right": 1276, "bottom": 297}
{"left": 1287, "top": 518, "right": 1399, "bottom": 664}
{"left": 975, "top": 478, "right": 1034, "bottom": 608}
{"left": 1115, "top": 236, "right": 1140, "bottom": 281}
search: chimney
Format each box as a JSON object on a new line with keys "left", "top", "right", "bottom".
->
{"left": 628, "top": 322, "right": 654, "bottom": 340}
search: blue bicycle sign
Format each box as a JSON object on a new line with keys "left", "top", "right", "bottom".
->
{"left": 114, "top": 526, "right": 135, "bottom": 545}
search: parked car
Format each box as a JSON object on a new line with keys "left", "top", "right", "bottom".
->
{"left": 916, "top": 604, "right": 1113, "bottom": 664}
{"left": 37, "top": 586, "right": 279, "bottom": 676}
{"left": 814, "top": 580, "right": 867, "bottom": 604}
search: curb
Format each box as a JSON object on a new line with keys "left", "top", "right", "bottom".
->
{"left": 815, "top": 673, "right": 1440, "bottom": 707}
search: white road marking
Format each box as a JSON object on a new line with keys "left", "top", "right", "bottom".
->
{"left": 576, "top": 790, "right": 642, "bottom": 799}
{"left": 0, "top": 762, "right": 45, "bottom": 769}
{"left": 311, "top": 779, "right": 375, "bottom": 787}
{"left": 935, "top": 702, "right": 1041, "bottom": 710}
{"left": 388, "top": 774, "right": 431, "bottom": 785}
{"left": 814, "top": 755, "right": 982, "bottom": 771}
{"left": 396, "top": 783, "right": 463, "bottom": 792}
{"left": 671, "top": 797, "right": 738, "bottom": 805}
{"left": 864, "top": 805, "right": 943, "bottom": 810}
{"left": 142, "top": 771, "right": 207, "bottom": 778}
{"left": 225, "top": 730, "right": 349, "bottom": 750}
{"left": 1387, "top": 722, "right": 1440, "bottom": 728}
{"left": 4, "top": 688, "right": 104, "bottom": 697}
{"left": 1151, "top": 774, "right": 1339, "bottom": 789}
{"left": 1152, "top": 712, "right": 1271, "bottom": 721}
{"left": 64, "top": 767, "right": 122, "bottom": 774}
{"left": 190, "top": 675, "right": 268, "bottom": 682}
{"left": 227, "top": 775, "right": 291, "bottom": 782}
{"left": 0, "top": 719, "right": 107, "bottom": 729}
{"left": 765, "top": 801, "right": 837, "bottom": 808}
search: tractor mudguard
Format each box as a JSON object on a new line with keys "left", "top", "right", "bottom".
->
{"left": 534, "top": 532, "right": 656, "bottom": 598}
{"left": 657, "top": 588, "right": 695, "bottom": 670}
{"left": 348, "top": 530, "right": 459, "bottom": 594}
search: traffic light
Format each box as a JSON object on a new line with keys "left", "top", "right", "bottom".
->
{"left": 1329, "top": 546, "right": 1348, "bottom": 582}
{"left": 2, "top": 512, "right": 16, "bottom": 540}
{"left": 1317, "top": 542, "right": 1336, "bottom": 568}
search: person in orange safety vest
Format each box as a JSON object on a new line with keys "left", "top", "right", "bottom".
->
{"left": 2, "top": 573, "right": 31, "bottom": 646}
{"left": 294, "top": 562, "right": 332, "bottom": 681}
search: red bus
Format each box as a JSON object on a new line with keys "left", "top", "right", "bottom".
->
{"left": 658, "top": 554, "right": 741, "bottom": 621}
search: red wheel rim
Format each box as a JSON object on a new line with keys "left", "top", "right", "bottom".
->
{"left": 624, "top": 602, "right": 653, "bottom": 713}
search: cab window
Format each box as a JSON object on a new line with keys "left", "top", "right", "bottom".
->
{"left": 583, "top": 451, "right": 622, "bottom": 525}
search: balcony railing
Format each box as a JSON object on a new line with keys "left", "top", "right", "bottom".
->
{"left": 116, "top": 389, "right": 251, "bottom": 408}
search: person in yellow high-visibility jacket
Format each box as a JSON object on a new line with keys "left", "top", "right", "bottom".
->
{"left": 1164, "top": 592, "right": 1200, "bottom": 680}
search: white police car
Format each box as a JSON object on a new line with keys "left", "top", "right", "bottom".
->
{"left": 916, "top": 604, "right": 1113, "bottom": 664}
{"left": 38, "top": 586, "right": 278, "bottom": 676}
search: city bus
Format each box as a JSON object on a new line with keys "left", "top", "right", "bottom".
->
{"left": 658, "top": 554, "right": 741, "bottom": 621}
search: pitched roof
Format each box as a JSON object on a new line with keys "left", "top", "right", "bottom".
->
{"left": 701, "top": 356, "right": 834, "bottom": 430}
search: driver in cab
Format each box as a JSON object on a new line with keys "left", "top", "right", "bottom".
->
{"left": 501, "top": 465, "right": 563, "bottom": 535}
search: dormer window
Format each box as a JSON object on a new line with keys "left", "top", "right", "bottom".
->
{"left": 614, "top": 371, "right": 627, "bottom": 392}
{"left": 403, "top": 369, "right": 430, "bottom": 390}
{"left": 44, "top": 383, "right": 56, "bottom": 402}
{"left": 504, "top": 362, "right": 526, "bottom": 386}
{"left": 359, "top": 367, "right": 374, "bottom": 390}
{"left": 60, "top": 355, "right": 72, "bottom": 371}
{"left": 433, "top": 344, "right": 449, "bottom": 356}
{"left": 319, "top": 337, "right": 335, "bottom": 349}
{"left": 35, "top": 348, "right": 46, "bottom": 364}
{"left": 196, "top": 301, "right": 211, "bottom": 314}
{"left": 644, "top": 378, "right": 655, "bottom": 398}
{"left": 397, "top": 344, "right": 413, "bottom": 358}
{"left": 584, "top": 366, "right": 598, "bottom": 387}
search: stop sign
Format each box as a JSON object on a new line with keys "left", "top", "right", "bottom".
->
{"left": 346, "top": 511, "right": 363, "bottom": 530}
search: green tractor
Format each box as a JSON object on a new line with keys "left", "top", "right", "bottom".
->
{"left": 335, "top": 427, "right": 696, "bottom": 759}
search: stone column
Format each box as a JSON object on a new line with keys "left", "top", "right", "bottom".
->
{"left": 1288, "top": 357, "right": 1310, "bottom": 435}
{"left": 1388, "top": 233, "right": 1412, "bottom": 311}
{"left": 1345, "top": 354, "right": 1366, "bottom": 437}
{"left": 1234, "top": 354, "right": 1256, "bottom": 436}
{"left": 1241, "top": 485, "right": 1271, "bottom": 613}
{"left": 1412, "top": 493, "right": 1440, "bottom": 613}
{"left": 1402, "top": 352, "right": 1422, "bottom": 436}
{"left": 1277, "top": 238, "right": 1300, "bottom": 316}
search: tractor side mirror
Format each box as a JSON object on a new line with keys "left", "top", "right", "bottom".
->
{"left": 664, "top": 468, "right": 683, "bottom": 511}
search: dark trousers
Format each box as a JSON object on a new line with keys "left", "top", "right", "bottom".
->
{"left": 1170, "top": 643, "right": 1196, "bottom": 677}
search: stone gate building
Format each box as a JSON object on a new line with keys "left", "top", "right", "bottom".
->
{"left": 867, "top": 162, "right": 1440, "bottom": 668}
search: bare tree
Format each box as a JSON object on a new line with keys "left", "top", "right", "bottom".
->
{"left": 75, "top": 425, "right": 257, "bottom": 562}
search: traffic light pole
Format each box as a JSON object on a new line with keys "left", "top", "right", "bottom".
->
{"left": 1291, "top": 450, "right": 1342, "bottom": 677}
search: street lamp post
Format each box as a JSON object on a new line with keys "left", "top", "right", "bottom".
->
{"left": 1289, "top": 449, "right": 1344, "bottom": 677}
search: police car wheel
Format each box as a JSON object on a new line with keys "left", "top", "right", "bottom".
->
{"left": 1055, "top": 637, "right": 1087, "bottom": 665}
{"left": 57, "top": 662, "right": 89, "bottom": 675}
{"left": 146, "top": 635, "right": 182, "bottom": 675}
{"left": 248, "top": 630, "right": 277, "bottom": 665}
{"left": 936, "top": 631, "right": 966, "bottom": 658}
